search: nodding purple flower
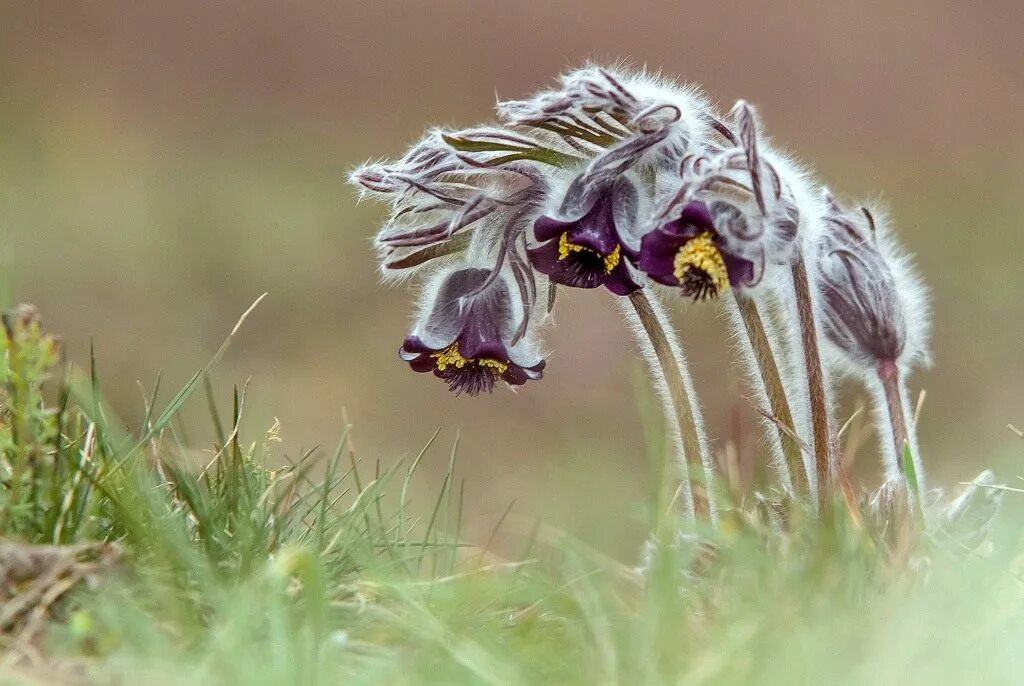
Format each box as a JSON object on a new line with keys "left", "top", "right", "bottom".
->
{"left": 649, "top": 101, "right": 804, "bottom": 291}
{"left": 528, "top": 176, "right": 642, "bottom": 295}
{"left": 638, "top": 201, "right": 756, "bottom": 300}
{"left": 400, "top": 268, "right": 546, "bottom": 396}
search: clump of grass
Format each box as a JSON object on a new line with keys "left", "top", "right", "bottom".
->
{"left": 0, "top": 305, "right": 1020, "bottom": 684}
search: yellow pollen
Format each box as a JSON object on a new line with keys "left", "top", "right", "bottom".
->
{"left": 673, "top": 232, "right": 730, "bottom": 295}
{"left": 603, "top": 245, "right": 621, "bottom": 273}
{"left": 431, "top": 343, "right": 508, "bottom": 375}
{"left": 558, "top": 232, "right": 621, "bottom": 275}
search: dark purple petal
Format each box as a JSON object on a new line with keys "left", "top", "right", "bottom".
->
{"left": 502, "top": 358, "right": 546, "bottom": 386}
{"left": 638, "top": 227, "right": 685, "bottom": 286}
{"left": 418, "top": 269, "right": 490, "bottom": 349}
{"left": 530, "top": 180, "right": 642, "bottom": 294}
{"left": 400, "top": 268, "right": 546, "bottom": 394}
{"left": 527, "top": 239, "right": 606, "bottom": 290}
{"left": 604, "top": 262, "right": 643, "bottom": 295}
{"left": 535, "top": 192, "right": 619, "bottom": 255}
{"left": 638, "top": 201, "right": 719, "bottom": 285}
{"left": 455, "top": 332, "right": 509, "bottom": 362}
{"left": 721, "top": 250, "right": 756, "bottom": 288}
{"left": 400, "top": 335, "right": 435, "bottom": 358}
{"left": 534, "top": 215, "right": 577, "bottom": 242}
{"left": 407, "top": 353, "right": 436, "bottom": 374}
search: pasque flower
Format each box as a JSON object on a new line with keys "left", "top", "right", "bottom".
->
{"left": 351, "top": 63, "right": 947, "bottom": 535}
{"left": 528, "top": 175, "right": 642, "bottom": 295}
{"left": 400, "top": 267, "right": 546, "bottom": 395}
{"left": 638, "top": 200, "right": 755, "bottom": 299}
{"left": 640, "top": 101, "right": 836, "bottom": 501}
{"left": 648, "top": 102, "right": 804, "bottom": 292}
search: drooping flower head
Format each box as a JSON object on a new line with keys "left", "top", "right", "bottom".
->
{"left": 401, "top": 267, "right": 546, "bottom": 395}
{"left": 528, "top": 174, "right": 642, "bottom": 295}
{"left": 639, "top": 101, "right": 807, "bottom": 298}
{"left": 496, "top": 66, "right": 715, "bottom": 296}
{"left": 349, "top": 67, "right": 810, "bottom": 394}
{"left": 815, "top": 196, "right": 930, "bottom": 373}
{"left": 638, "top": 200, "right": 755, "bottom": 300}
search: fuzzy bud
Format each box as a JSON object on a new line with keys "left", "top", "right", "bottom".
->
{"left": 815, "top": 198, "right": 930, "bottom": 372}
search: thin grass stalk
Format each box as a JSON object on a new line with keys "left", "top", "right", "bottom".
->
{"left": 623, "top": 289, "right": 714, "bottom": 523}
{"left": 900, "top": 381, "right": 926, "bottom": 495}
{"left": 731, "top": 292, "right": 806, "bottom": 494}
{"left": 789, "top": 254, "right": 835, "bottom": 510}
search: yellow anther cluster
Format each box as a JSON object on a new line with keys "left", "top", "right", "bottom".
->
{"left": 673, "top": 232, "right": 730, "bottom": 295}
{"left": 603, "top": 245, "right": 621, "bottom": 273}
{"left": 431, "top": 343, "right": 508, "bottom": 375}
{"left": 558, "top": 232, "right": 620, "bottom": 275}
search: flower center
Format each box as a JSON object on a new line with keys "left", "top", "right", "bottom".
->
{"left": 431, "top": 343, "right": 508, "bottom": 375}
{"left": 672, "top": 232, "right": 729, "bottom": 300}
{"left": 558, "top": 233, "right": 621, "bottom": 274}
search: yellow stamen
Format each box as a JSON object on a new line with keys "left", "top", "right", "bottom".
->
{"left": 673, "top": 232, "right": 730, "bottom": 295}
{"left": 603, "top": 245, "right": 621, "bottom": 273}
{"left": 558, "top": 232, "right": 620, "bottom": 275}
{"left": 431, "top": 343, "right": 508, "bottom": 375}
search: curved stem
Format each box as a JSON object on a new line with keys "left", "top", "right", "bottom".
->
{"left": 790, "top": 255, "right": 835, "bottom": 510}
{"left": 732, "top": 292, "right": 806, "bottom": 494}
{"left": 624, "top": 290, "right": 713, "bottom": 523}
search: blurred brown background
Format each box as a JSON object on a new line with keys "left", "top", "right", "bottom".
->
{"left": 2, "top": 1, "right": 1022, "bottom": 552}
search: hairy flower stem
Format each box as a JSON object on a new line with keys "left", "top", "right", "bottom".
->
{"left": 878, "top": 362, "right": 909, "bottom": 475}
{"left": 733, "top": 293, "right": 805, "bottom": 494}
{"left": 625, "top": 290, "right": 713, "bottom": 523}
{"left": 790, "top": 255, "right": 834, "bottom": 510}
{"left": 877, "top": 361, "right": 925, "bottom": 520}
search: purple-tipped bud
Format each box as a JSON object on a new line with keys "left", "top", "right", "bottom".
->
{"left": 815, "top": 202, "right": 922, "bottom": 371}
{"left": 400, "top": 268, "right": 546, "bottom": 395}
{"left": 528, "top": 175, "right": 642, "bottom": 295}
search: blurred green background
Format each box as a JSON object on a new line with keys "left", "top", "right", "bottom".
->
{"left": 1, "top": 2, "right": 1021, "bottom": 554}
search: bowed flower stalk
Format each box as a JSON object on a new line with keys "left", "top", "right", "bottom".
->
{"left": 504, "top": 67, "right": 719, "bottom": 523}
{"left": 639, "top": 102, "right": 816, "bottom": 499}
{"left": 699, "top": 103, "right": 832, "bottom": 506}
{"left": 354, "top": 66, "right": 722, "bottom": 525}
{"left": 815, "top": 197, "right": 931, "bottom": 503}
{"left": 351, "top": 63, "right": 940, "bottom": 537}
{"left": 618, "top": 288, "right": 716, "bottom": 522}
{"left": 528, "top": 174, "right": 643, "bottom": 295}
